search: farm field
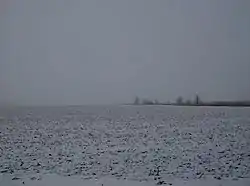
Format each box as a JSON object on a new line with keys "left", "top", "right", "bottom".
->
{"left": 0, "top": 106, "right": 250, "bottom": 186}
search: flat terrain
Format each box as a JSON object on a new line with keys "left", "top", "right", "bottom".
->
{"left": 0, "top": 106, "right": 250, "bottom": 185}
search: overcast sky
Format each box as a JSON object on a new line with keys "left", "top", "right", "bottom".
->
{"left": 0, "top": 0, "right": 250, "bottom": 105}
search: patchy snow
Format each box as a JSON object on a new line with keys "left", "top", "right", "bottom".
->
{"left": 1, "top": 174, "right": 250, "bottom": 186}
{"left": 0, "top": 106, "right": 250, "bottom": 185}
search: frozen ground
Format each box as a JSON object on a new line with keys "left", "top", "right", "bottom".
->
{"left": 1, "top": 174, "right": 250, "bottom": 186}
{"left": 0, "top": 105, "right": 250, "bottom": 185}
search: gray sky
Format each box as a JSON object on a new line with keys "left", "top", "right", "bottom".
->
{"left": 1, "top": 0, "right": 250, "bottom": 105}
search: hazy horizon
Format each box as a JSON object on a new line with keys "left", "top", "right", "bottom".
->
{"left": 1, "top": 0, "right": 250, "bottom": 106}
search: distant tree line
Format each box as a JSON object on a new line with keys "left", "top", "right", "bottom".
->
{"left": 133, "top": 95, "right": 201, "bottom": 106}
{"left": 175, "top": 94, "right": 201, "bottom": 105}
{"left": 133, "top": 97, "right": 156, "bottom": 105}
{"left": 132, "top": 95, "right": 250, "bottom": 107}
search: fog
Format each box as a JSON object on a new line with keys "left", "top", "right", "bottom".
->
{"left": 0, "top": 0, "right": 249, "bottom": 106}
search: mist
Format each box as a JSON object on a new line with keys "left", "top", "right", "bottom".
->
{"left": 0, "top": 0, "right": 250, "bottom": 106}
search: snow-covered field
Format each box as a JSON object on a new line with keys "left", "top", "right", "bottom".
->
{"left": 0, "top": 105, "right": 250, "bottom": 186}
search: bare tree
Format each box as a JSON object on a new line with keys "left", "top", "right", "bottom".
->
{"left": 185, "top": 99, "right": 191, "bottom": 105}
{"left": 142, "top": 99, "right": 154, "bottom": 105}
{"left": 154, "top": 99, "right": 159, "bottom": 105}
{"left": 195, "top": 94, "right": 201, "bottom": 105}
{"left": 134, "top": 96, "right": 140, "bottom": 105}
{"left": 176, "top": 96, "right": 183, "bottom": 105}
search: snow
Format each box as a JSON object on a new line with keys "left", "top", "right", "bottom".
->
{"left": 1, "top": 174, "right": 250, "bottom": 186}
{"left": 0, "top": 106, "right": 250, "bottom": 185}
